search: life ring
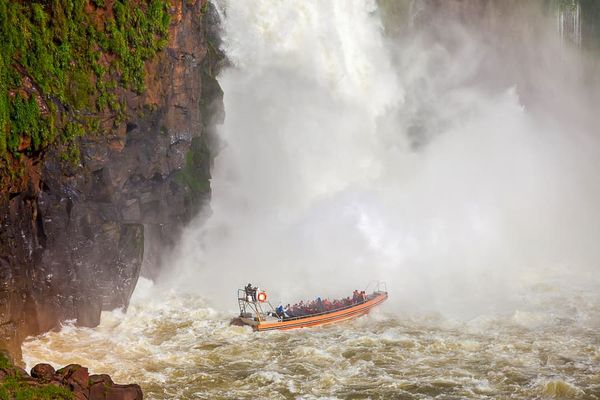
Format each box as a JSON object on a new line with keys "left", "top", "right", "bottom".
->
{"left": 257, "top": 291, "right": 268, "bottom": 302}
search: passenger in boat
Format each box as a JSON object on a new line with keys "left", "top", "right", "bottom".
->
{"left": 284, "top": 304, "right": 293, "bottom": 318}
{"left": 316, "top": 297, "right": 323, "bottom": 312}
{"left": 275, "top": 304, "right": 288, "bottom": 319}
{"left": 285, "top": 290, "right": 370, "bottom": 319}
{"left": 299, "top": 301, "right": 308, "bottom": 316}
{"left": 300, "top": 301, "right": 310, "bottom": 316}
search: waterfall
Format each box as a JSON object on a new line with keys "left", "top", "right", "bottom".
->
{"left": 557, "top": 0, "right": 582, "bottom": 47}
{"left": 167, "top": 0, "right": 600, "bottom": 317}
{"left": 171, "top": 0, "right": 405, "bottom": 307}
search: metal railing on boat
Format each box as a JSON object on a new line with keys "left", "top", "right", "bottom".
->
{"left": 237, "top": 281, "right": 387, "bottom": 323}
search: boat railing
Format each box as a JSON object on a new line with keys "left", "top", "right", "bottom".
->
{"left": 237, "top": 289, "right": 250, "bottom": 302}
{"left": 364, "top": 280, "right": 387, "bottom": 295}
{"left": 237, "top": 289, "right": 274, "bottom": 321}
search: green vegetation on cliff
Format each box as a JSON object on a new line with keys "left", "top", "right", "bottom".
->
{"left": 0, "top": 354, "right": 73, "bottom": 400}
{"left": 0, "top": 0, "right": 170, "bottom": 185}
{"left": 0, "top": 378, "right": 74, "bottom": 400}
{"left": 175, "top": 136, "right": 212, "bottom": 216}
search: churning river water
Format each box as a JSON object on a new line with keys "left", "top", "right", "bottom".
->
{"left": 23, "top": 279, "right": 600, "bottom": 399}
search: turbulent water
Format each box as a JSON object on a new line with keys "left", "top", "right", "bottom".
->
{"left": 23, "top": 279, "right": 600, "bottom": 399}
{"left": 23, "top": 0, "right": 600, "bottom": 399}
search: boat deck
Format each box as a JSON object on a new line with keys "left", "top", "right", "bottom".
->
{"left": 255, "top": 291, "right": 388, "bottom": 331}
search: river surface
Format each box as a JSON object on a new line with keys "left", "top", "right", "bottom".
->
{"left": 23, "top": 279, "right": 600, "bottom": 399}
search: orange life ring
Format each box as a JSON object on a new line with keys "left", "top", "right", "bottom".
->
{"left": 257, "top": 291, "right": 268, "bottom": 302}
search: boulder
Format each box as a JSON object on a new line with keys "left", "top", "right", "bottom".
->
{"left": 69, "top": 365, "right": 90, "bottom": 388}
{"left": 30, "top": 363, "right": 55, "bottom": 382}
{"left": 56, "top": 364, "right": 90, "bottom": 391}
{"left": 89, "top": 374, "right": 114, "bottom": 386}
{"left": 89, "top": 382, "right": 108, "bottom": 400}
{"left": 73, "top": 391, "right": 88, "bottom": 400}
{"left": 105, "top": 384, "right": 143, "bottom": 400}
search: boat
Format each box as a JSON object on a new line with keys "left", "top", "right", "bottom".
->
{"left": 233, "top": 282, "right": 388, "bottom": 331}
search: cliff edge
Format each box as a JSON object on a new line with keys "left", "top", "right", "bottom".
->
{"left": 0, "top": 0, "right": 224, "bottom": 360}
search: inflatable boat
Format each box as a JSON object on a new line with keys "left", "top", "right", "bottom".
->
{"left": 233, "top": 282, "right": 388, "bottom": 331}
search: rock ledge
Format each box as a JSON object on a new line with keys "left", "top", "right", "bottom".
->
{"left": 1, "top": 355, "right": 142, "bottom": 400}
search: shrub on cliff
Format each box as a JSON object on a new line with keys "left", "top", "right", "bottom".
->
{"left": 0, "top": 353, "right": 73, "bottom": 399}
{"left": 0, "top": 0, "right": 171, "bottom": 190}
{"left": 0, "top": 378, "right": 74, "bottom": 400}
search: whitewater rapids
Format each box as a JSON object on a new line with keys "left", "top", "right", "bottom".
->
{"left": 23, "top": 278, "right": 600, "bottom": 399}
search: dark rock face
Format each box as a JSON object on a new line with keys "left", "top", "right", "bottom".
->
{"left": 0, "top": 0, "right": 224, "bottom": 359}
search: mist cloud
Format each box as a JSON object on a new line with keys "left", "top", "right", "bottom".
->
{"left": 164, "top": 0, "right": 600, "bottom": 319}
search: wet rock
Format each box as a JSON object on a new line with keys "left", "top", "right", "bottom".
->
{"left": 30, "top": 363, "right": 55, "bottom": 382}
{"left": 121, "top": 199, "right": 141, "bottom": 222}
{"left": 56, "top": 364, "right": 92, "bottom": 399}
{"left": 75, "top": 295, "right": 103, "bottom": 327}
{"left": 89, "top": 373, "right": 114, "bottom": 386}
{"left": 74, "top": 391, "right": 89, "bottom": 400}
{"left": 90, "top": 382, "right": 108, "bottom": 399}
{"left": 90, "top": 381, "right": 143, "bottom": 400}
{"left": 57, "top": 364, "right": 90, "bottom": 391}
{"left": 105, "top": 384, "right": 143, "bottom": 400}
{"left": 81, "top": 139, "right": 110, "bottom": 172}
{"left": 69, "top": 365, "right": 90, "bottom": 388}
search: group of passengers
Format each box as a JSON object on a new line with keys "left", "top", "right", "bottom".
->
{"left": 275, "top": 290, "right": 367, "bottom": 319}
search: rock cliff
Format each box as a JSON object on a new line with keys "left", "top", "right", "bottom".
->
{"left": 0, "top": 0, "right": 224, "bottom": 360}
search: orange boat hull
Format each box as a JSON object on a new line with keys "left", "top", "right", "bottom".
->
{"left": 255, "top": 292, "right": 388, "bottom": 331}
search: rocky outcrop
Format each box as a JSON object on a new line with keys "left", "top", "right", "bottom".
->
{"left": 0, "top": 356, "right": 142, "bottom": 400}
{"left": 0, "top": 0, "right": 224, "bottom": 360}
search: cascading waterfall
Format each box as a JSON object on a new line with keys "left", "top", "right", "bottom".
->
{"left": 168, "top": 0, "right": 600, "bottom": 316}
{"left": 22, "top": 1, "right": 600, "bottom": 399}
{"left": 168, "top": 0, "right": 406, "bottom": 307}
{"left": 558, "top": 1, "right": 582, "bottom": 47}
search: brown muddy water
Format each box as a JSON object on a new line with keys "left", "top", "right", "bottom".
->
{"left": 23, "top": 279, "right": 600, "bottom": 399}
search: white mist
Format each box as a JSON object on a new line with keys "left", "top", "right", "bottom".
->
{"left": 166, "top": 0, "right": 600, "bottom": 318}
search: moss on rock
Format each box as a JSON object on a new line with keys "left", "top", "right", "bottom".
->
{"left": 0, "top": 0, "right": 171, "bottom": 187}
{"left": 0, "top": 353, "right": 73, "bottom": 399}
